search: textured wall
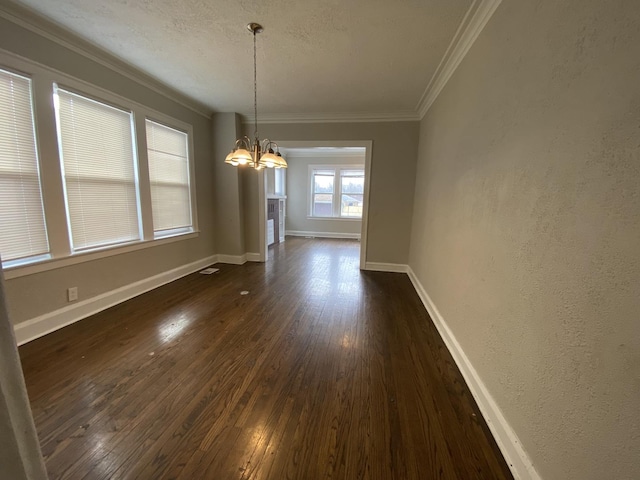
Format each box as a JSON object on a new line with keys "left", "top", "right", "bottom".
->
{"left": 1, "top": 18, "right": 216, "bottom": 324}
{"left": 409, "top": 1, "right": 640, "bottom": 479}
{"left": 241, "top": 122, "right": 419, "bottom": 264}
{"left": 285, "top": 154, "right": 363, "bottom": 236}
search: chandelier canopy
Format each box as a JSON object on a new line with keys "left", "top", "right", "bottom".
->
{"left": 225, "top": 23, "right": 287, "bottom": 170}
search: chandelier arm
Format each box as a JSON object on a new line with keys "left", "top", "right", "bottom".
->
{"left": 234, "top": 137, "right": 251, "bottom": 150}
{"left": 260, "top": 138, "right": 272, "bottom": 151}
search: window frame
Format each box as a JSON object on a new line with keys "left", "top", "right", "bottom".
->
{"left": 0, "top": 52, "right": 199, "bottom": 278}
{"left": 144, "top": 117, "right": 196, "bottom": 239}
{"left": 308, "top": 164, "right": 365, "bottom": 220}
{"left": 54, "top": 84, "right": 144, "bottom": 252}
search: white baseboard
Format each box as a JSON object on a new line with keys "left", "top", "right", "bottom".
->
{"left": 215, "top": 253, "right": 263, "bottom": 264}
{"left": 363, "top": 262, "right": 408, "bottom": 273}
{"left": 13, "top": 255, "right": 218, "bottom": 346}
{"left": 245, "top": 253, "right": 261, "bottom": 262}
{"left": 406, "top": 267, "right": 540, "bottom": 480}
{"left": 216, "top": 254, "right": 247, "bottom": 265}
{"left": 286, "top": 230, "right": 360, "bottom": 240}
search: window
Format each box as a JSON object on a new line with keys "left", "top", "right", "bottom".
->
{"left": 0, "top": 56, "right": 198, "bottom": 274}
{"left": 274, "top": 168, "right": 285, "bottom": 197}
{"left": 309, "top": 166, "right": 364, "bottom": 219}
{"left": 55, "top": 86, "right": 141, "bottom": 251}
{"left": 146, "top": 119, "right": 193, "bottom": 237}
{"left": 340, "top": 170, "right": 365, "bottom": 217}
{"left": 312, "top": 169, "right": 335, "bottom": 217}
{"left": 0, "top": 68, "right": 49, "bottom": 264}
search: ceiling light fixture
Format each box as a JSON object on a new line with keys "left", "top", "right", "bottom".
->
{"left": 225, "top": 23, "right": 287, "bottom": 170}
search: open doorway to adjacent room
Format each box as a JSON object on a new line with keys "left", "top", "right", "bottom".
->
{"left": 257, "top": 141, "right": 372, "bottom": 269}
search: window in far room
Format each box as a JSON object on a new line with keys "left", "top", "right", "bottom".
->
{"left": 274, "top": 167, "right": 285, "bottom": 196}
{"left": 309, "top": 166, "right": 364, "bottom": 219}
{"left": 311, "top": 169, "right": 335, "bottom": 217}
{"left": 339, "top": 169, "right": 364, "bottom": 218}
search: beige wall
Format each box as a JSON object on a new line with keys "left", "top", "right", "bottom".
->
{"left": 212, "top": 113, "right": 245, "bottom": 256}
{"left": 408, "top": 1, "right": 640, "bottom": 479}
{"left": 286, "top": 154, "right": 363, "bottom": 236}
{"left": 1, "top": 18, "right": 216, "bottom": 325}
{"left": 241, "top": 122, "right": 419, "bottom": 263}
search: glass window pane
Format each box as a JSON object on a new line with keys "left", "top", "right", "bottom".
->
{"left": 313, "top": 193, "right": 333, "bottom": 217}
{"left": 314, "top": 173, "right": 334, "bottom": 193}
{"left": 341, "top": 194, "right": 363, "bottom": 218}
{"left": 341, "top": 173, "right": 364, "bottom": 194}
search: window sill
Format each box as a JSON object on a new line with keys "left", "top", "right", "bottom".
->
{"left": 306, "top": 216, "right": 362, "bottom": 222}
{"left": 2, "top": 231, "right": 199, "bottom": 280}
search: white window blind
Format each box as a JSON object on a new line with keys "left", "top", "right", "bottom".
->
{"left": 145, "top": 119, "right": 192, "bottom": 235}
{"left": 55, "top": 87, "right": 140, "bottom": 251}
{"left": 0, "top": 68, "right": 49, "bottom": 263}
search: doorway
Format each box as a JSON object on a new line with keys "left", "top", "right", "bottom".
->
{"left": 258, "top": 141, "right": 373, "bottom": 269}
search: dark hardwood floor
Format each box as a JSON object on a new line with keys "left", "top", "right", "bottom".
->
{"left": 19, "top": 237, "right": 512, "bottom": 479}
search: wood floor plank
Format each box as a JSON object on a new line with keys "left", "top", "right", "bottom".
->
{"left": 19, "top": 237, "right": 512, "bottom": 479}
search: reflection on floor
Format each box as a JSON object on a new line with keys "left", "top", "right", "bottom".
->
{"left": 19, "top": 237, "right": 512, "bottom": 479}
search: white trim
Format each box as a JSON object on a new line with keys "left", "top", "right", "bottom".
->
{"left": 416, "top": 0, "right": 503, "bottom": 118}
{"left": 213, "top": 253, "right": 261, "bottom": 264}
{"left": 241, "top": 111, "right": 419, "bottom": 124}
{"left": 363, "top": 262, "right": 408, "bottom": 273}
{"left": 282, "top": 150, "right": 366, "bottom": 159}
{"left": 0, "top": 4, "right": 211, "bottom": 118}
{"left": 258, "top": 170, "right": 267, "bottom": 262}
{"left": 305, "top": 216, "right": 362, "bottom": 222}
{"left": 245, "top": 252, "right": 261, "bottom": 262}
{"left": 216, "top": 254, "right": 247, "bottom": 265}
{"left": 273, "top": 141, "right": 372, "bottom": 270}
{"left": 406, "top": 267, "right": 541, "bottom": 480}
{"left": 285, "top": 230, "right": 360, "bottom": 240}
{"left": 13, "top": 255, "right": 218, "bottom": 345}
{"left": 360, "top": 143, "right": 373, "bottom": 269}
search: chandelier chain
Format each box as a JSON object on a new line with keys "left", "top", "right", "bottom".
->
{"left": 253, "top": 30, "right": 258, "bottom": 140}
{"left": 224, "top": 23, "right": 287, "bottom": 170}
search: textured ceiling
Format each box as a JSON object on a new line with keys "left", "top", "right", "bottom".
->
{"left": 9, "top": 0, "right": 473, "bottom": 117}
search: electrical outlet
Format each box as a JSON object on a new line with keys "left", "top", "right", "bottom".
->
{"left": 67, "top": 287, "right": 78, "bottom": 302}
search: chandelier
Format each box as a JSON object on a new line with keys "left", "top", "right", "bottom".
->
{"left": 225, "top": 23, "right": 287, "bottom": 170}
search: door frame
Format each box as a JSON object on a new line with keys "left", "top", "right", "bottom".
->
{"left": 258, "top": 140, "right": 373, "bottom": 269}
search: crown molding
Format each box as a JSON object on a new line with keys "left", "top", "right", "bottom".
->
{"left": 0, "top": 0, "right": 501, "bottom": 125}
{"left": 416, "top": 0, "right": 503, "bottom": 119}
{"left": 281, "top": 149, "right": 365, "bottom": 159}
{"left": 240, "top": 110, "right": 420, "bottom": 125}
{"left": 0, "top": 2, "right": 212, "bottom": 118}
